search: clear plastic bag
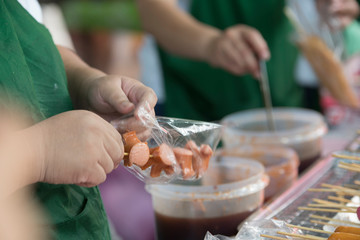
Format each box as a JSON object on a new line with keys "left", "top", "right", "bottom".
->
{"left": 204, "top": 219, "right": 303, "bottom": 240}
{"left": 286, "top": 0, "right": 360, "bottom": 109}
{"left": 111, "top": 105, "right": 222, "bottom": 183}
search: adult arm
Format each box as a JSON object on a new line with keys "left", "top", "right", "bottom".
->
{"left": 136, "top": 0, "right": 270, "bottom": 78}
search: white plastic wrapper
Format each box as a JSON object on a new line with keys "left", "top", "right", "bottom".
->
{"left": 204, "top": 219, "right": 303, "bottom": 240}
{"left": 111, "top": 105, "right": 222, "bottom": 183}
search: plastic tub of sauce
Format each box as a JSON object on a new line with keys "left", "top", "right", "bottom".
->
{"left": 146, "top": 156, "right": 268, "bottom": 240}
{"left": 221, "top": 107, "right": 327, "bottom": 172}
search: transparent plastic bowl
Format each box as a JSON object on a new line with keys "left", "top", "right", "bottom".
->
{"left": 221, "top": 146, "right": 299, "bottom": 201}
{"left": 146, "top": 156, "right": 269, "bottom": 240}
{"left": 221, "top": 107, "right": 327, "bottom": 172}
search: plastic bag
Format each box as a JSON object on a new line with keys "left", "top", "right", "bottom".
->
{"left": 111, "top": 105, "right": 222, "bottom": 183}
{"left": 286, "top": 0, "right": 360, "bottom": 110}
{"left": 204, "top": 219, "right": 303, "bottom": 240}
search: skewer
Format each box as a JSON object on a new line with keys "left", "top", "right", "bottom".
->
{"left": 298, "top": 206, "right": 355, "bottom": 213}
{"left": 310, "top": 214, "right": 360, "bottom": 226}
{"left": 123, "top": 152, "right": 153, "bottom": 158}
{"left": 332, "top": 153, "right": 360, "bottom": 161}
{"left": 328, "top": 196, "right": 354, "bottom": 204}
{"left": 310, "top": 220, "right": 339, "bottom": 227}
{"left": 354, "top": 180, "right": 360, "bottom": 185}
{"left": 260, "top": 234, "right": 289, "bottom": 240}
{"left": 338, "top": 162, "right": 360, "bottom": 173}
{"left": 277, "top": 231, "right": 326, "bottom": 240}
{"left": 308, "top": 188, "right": 345, "bottom": 193}
{"left": 285, "top": 223, "right": 332, "bottom": 234}
{"left": 321, "top": 183, "right": 360, "bottom": 196}
{"left": 307, "top": 204, "right": 357, "bottom": 211}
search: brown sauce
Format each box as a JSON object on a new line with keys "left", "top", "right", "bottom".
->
{"left": 154, "top": 210, "right": 254, "bottom": 240}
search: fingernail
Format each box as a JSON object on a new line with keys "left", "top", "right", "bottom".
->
{"left": 262, "top": 51, "right": 270, "bottom": 60}
{"left": 121, "top": 102, "right": 134, "bottom": 109}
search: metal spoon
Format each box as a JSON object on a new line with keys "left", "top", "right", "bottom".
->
{"left": 259, "top": 60, "right": 276, "bottom": 131}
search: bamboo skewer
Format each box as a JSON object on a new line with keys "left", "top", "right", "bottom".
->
{"left": 285, "top": 223, "right": 332, "bottom": 234}
{"left": 277, "top": 231, "right": 326, "bottom": 240}
{"left": 310, "top": 214, "right": 360, "bottom": 226}
{"left": 354, "top": 180, "right": 360, "bottom": 185}
{"left": 327, "top": 196, "right": 354, "bottom": 204}
{"left": 123, "top": 152, "right": 153, "bottom": 158}
{"left": 260, "top": 234, "right": 289, "bottom": 240}
{"left": 338, "top": 162, "right": 360, "bottom": 173}
{"left": 307, "top": 203, "right": 357, "bottom": 211}
{"left": 321, "top": 183, "right": 360, "bottom": 196}
{"left": 310, "top": 220, "right": 339, "bottom": 227}
{"left": 332, "top": 153, "right": 360, "bottom": 161}
{"left": 298, "top": 206, "right": 355, "bottom": 213}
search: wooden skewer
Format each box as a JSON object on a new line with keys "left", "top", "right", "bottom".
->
{"left": 310, "top": 214, "right": 360, "bottom": 226}
{"left": 298, "top": 206, "right": 355, "bottom": 213}
{"left": 285, "top": 223, "right": 332, "bottom": 234}
{"left": 354, "top": 180, "right": 360, "bottom": 185}
{"left": 321, "top": 183, "right": 360, "bottom": 196}
{"left": 310, "top": 219, "right": 339, "bottom": 227}
{"left": 260, "top": 234, "right": 289, "bottom": 240}
{"left": 277, "top": 231, "right": 326, "bottom": 240}
{"left": 308, "top": 188, "right": 345, "bottom": 193}
{"left": 338, "top": 164, "right": 360, "bottom": 173}
{"left": 327, "top": 196, "right": 354, "bottom": 204}
{"left": 307, "top": 203, "right": 357, "bottom": 211}
{"left": 332, "top": 153, "right": 360, "bottom": 161}
{"left": 123, "top": 152, "right": 153, "bottom": 158}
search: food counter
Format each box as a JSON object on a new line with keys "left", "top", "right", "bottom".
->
{"left": 242, "top": 127, "right": 360, "bottom": 238}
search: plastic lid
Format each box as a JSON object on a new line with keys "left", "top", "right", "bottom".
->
{"left": 146, "top": 157, "right": 268, "bottom": 201}
{"left": 221, "top": 107, "right": 328, "bottom": 145}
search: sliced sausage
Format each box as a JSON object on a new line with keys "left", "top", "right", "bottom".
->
{"left": 173, "top": 147, "right": 194, "bottom": 179}
{"left": 199, "top": 144, "right": 213, "bottom": 173}
{"left": 152, "top": 143, "right": 176, "bottom": 166}
{"left": 123, "top": 131, "right": 141, "bottom": 152}
{"left": 129, "top": 142, "right": 150, "bottom": 167}
{"left": 328, "top": 232, "right": 360, "bottom": 239}
{"left": 150, "top": 162, "right": 164, "bottom": 178}
{"left": 335, "top": 226, "right": 360, "bottom": 235}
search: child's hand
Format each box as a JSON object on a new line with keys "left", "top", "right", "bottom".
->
{"left": 32, "top": 110, "right": 124, "bottom": 187}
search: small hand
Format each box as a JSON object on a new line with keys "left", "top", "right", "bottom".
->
{"left": 81, "top": 74, "right": 157, "bottom": 138}
{"left": 34, "top": 110, "right": 124, "bottom": 187}
{"left": 207, "top": 24, "right": 270, "bottom": 79}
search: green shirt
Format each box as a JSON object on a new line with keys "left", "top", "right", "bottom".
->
{"left": 0, "top": 1, "right": 110, "bottom": 239}
{"left": 159, "top": 0, "right": 313, "bottom": 121}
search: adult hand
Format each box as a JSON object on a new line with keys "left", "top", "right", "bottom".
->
{"left": 32, "top": 110, "right": 124, "bottom": 187}
{"left": 79, "top": 74, "right": 157, "bottom": 139}
{"left": 317, "top": 0, "right": 360, "bottom": 29}
{"left": 206, "top": 24, "right": 270, "bottom": 79}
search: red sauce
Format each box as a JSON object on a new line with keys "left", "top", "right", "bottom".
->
{"left": 154, "top": 210, "right": 255, "bottom": 240}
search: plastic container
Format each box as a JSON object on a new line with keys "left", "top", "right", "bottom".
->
{"left": 146, "top": 156, "right": 268, "bottom": 240}
{"left": 221, "top": 108, "right": 328, "bottom": 172}
{"left": 221, "top": 146, "right": 299, "bottom": 201}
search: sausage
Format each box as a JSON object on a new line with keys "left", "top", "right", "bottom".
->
{"left": 173, "top": 147, "right": 195, "bottom": 179}
{"left": 328, "top": 232, "right": 360, "bottom": 239}
{"left": 357, "top": 206, "right": 360, "bottom": 221}
{"left": 335, "top": 226, "right": 360, "bottom": 235}
{"left": 152, "top": 143, "right": 176, "bottom": 166}
{"left": 129, "top": 142, "right": 150, "bottom": 167}
{"left": 150, "top": 162, "right": 164, "bottom": 178}
{"left": 199, "top": 144, "right": 213, "bottom": 173}
{"left": 123, "top": 131, "right": 141, "bottom": 152}
{"left": 185, "top": 140, "right": 213, "bottom": 178}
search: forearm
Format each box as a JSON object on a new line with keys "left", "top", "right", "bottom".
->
{"left": 56, "top": 45, "right": 106, "bottom": 108}
{"left": 136, "top": 0, "right": 221, "bottom": 61}
{"left": 0, "top": 128, "right": 42, "bottom": 198}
